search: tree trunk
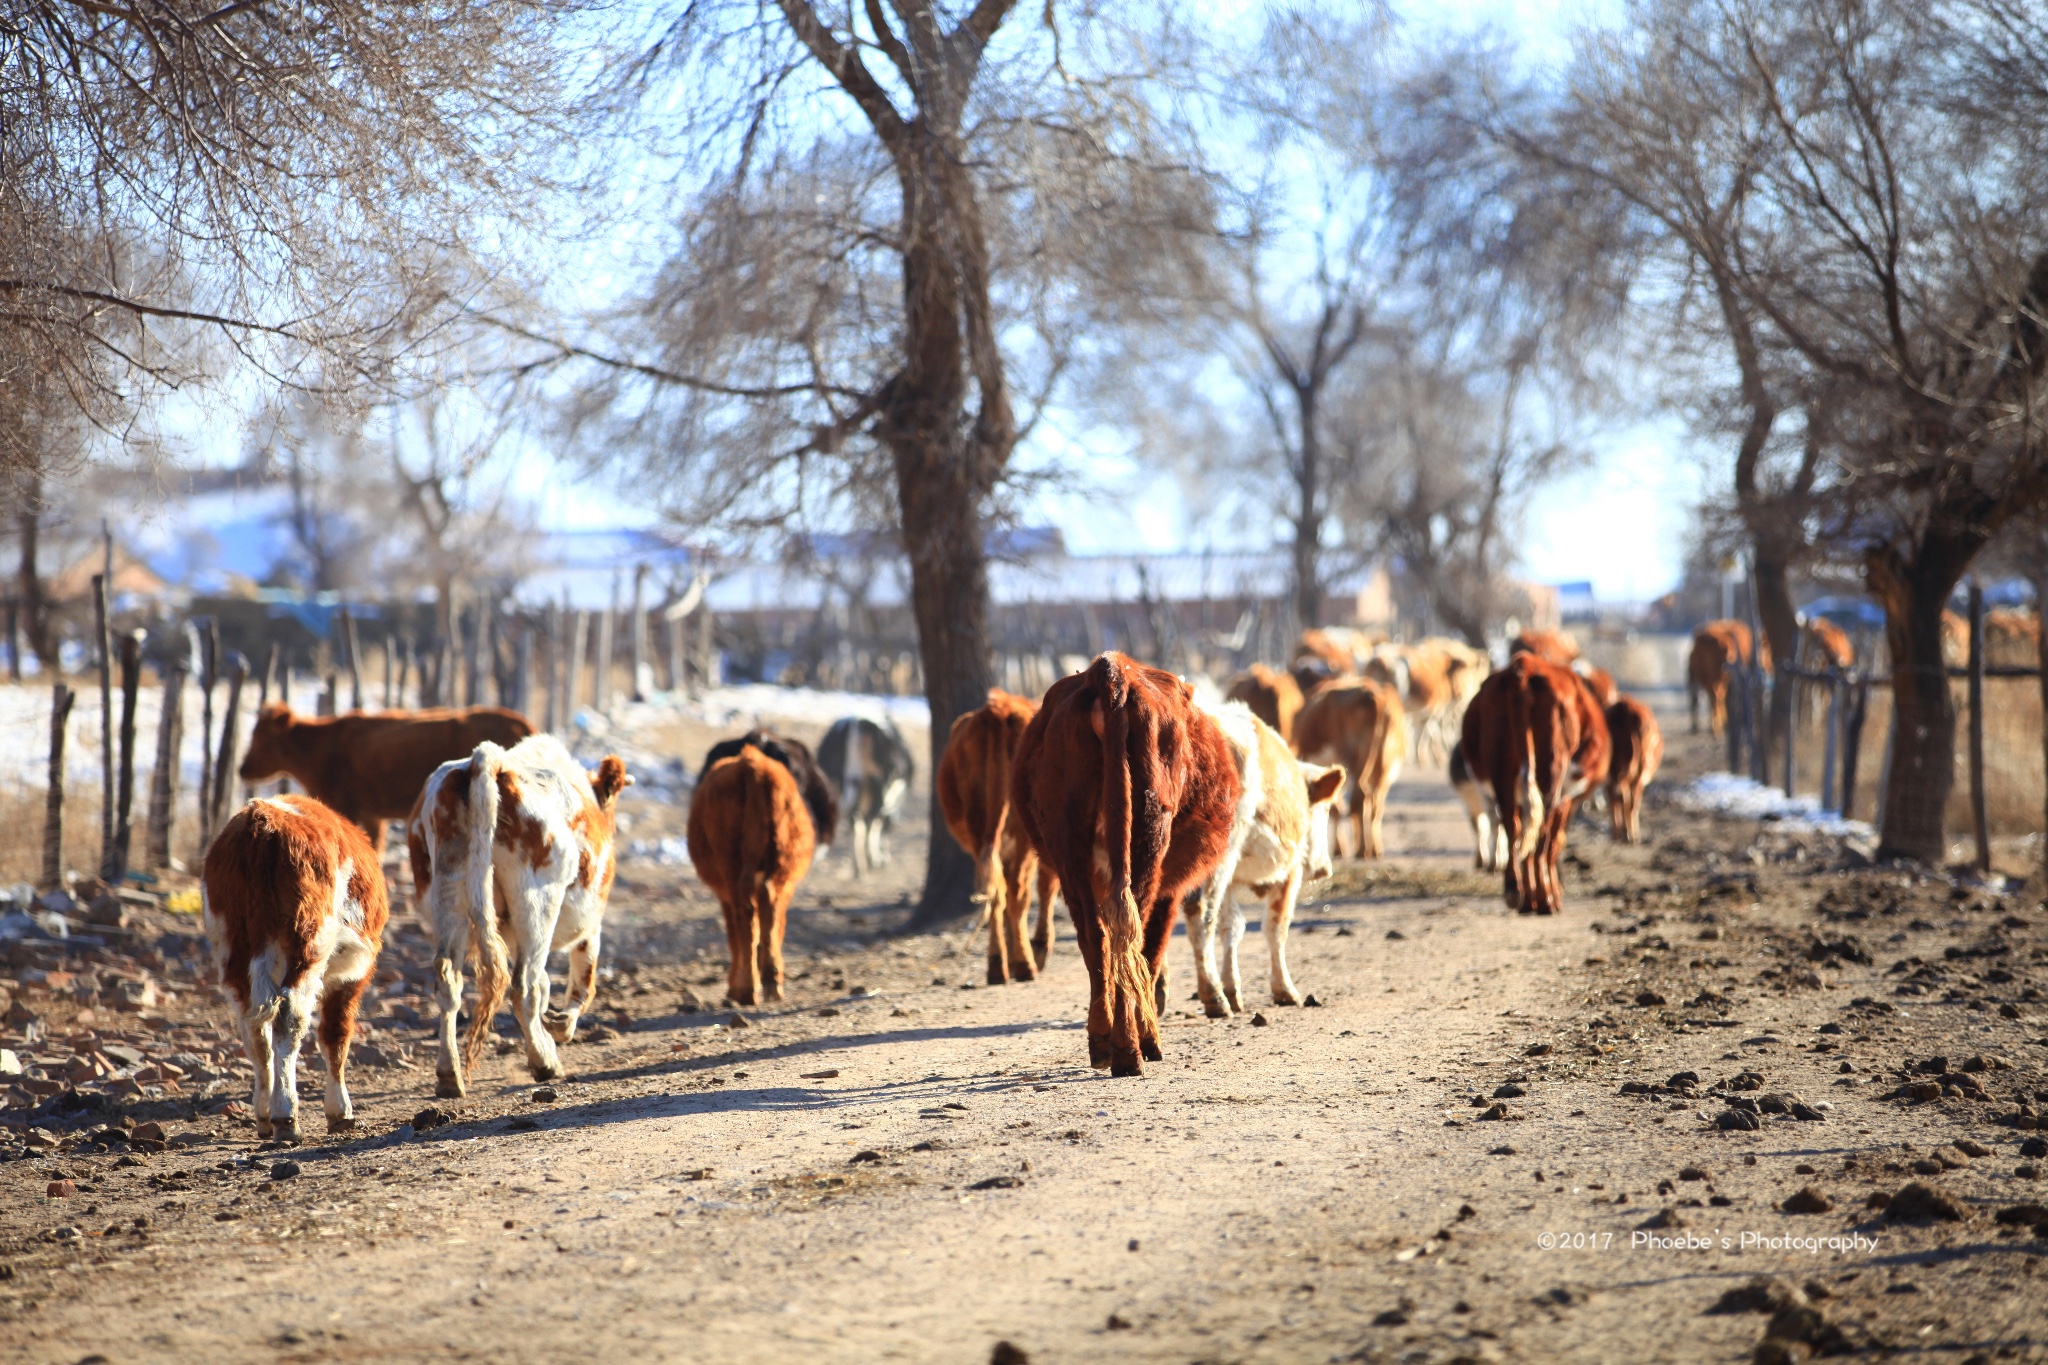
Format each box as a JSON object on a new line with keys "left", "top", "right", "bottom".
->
{"left": 15, "top": 491, "right": 54, "bottom": 671}
{"left": 1291, "top": 384, "right": 1323, "bottom": 630}
{"left": 1753, "top": 545, "right": 1800, "bottom": 777}
{"left": 1867, "top": 547, "right": 1963, "bottom": 863}
{"left": 2036, "top": 564, "right": 2048, "bottom": 888}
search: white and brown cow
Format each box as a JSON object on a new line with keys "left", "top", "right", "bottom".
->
{"left": 202, "top": 794, "right": 390, "bottom": 1142}
{"left": 1183, "top": 702, "right": 1346, "bottom": 1018}
{"left": 406, "top": 734, "right": 632, "bottom": 1098}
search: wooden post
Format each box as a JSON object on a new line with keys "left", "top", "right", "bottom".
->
{"left": 341, "top": 607, "right": 364, "bottom": 712}
{"left": 594, "top": 594, "right": 616, "bottom": 716}
{"left": 697, "top": 600, "right": 715, "bottom": 693}
{"left": 396, "top": 636, "right": 413, "bottom": 710}
{"left": 482, "top": 603, "right": 499, "bottom": 706}
{"left": 567, "top": 609, "right": 589, "bottom": 722}
{"left": 146, "top": 665, "right": 186, "bottom": 869}
{"left": 666, "top": 605, "right": 684, "bottom": 693}
{"left": 381, "top": 632, "right": 394, "bottom": 709}
{"left": 1820, "top": 674, "right": 1841, "bottom": 814}
{"left": 1781, "top": 671, "right": 1798, "bottom": 800}
{"left": 209, "top": 652, "right": 248, "bottom": 834}
{"left": 1840, "top": 677, "right": 1868, "bottom": 822}
{"left": 195, "top": 620, "right": 219, "bottom": 849}
{"left": 93, "top": 571, "right": 115, "bottom": 875}
{"left": 515, "top": 616, "right": 535, "bottom": 719}
{"left": 1967, "top": 581, "right": 1989, "bottom": 873}
{"left": 464, "top": 601, "right": 484, "bottom": 707}
{"left": 630, "top": 564, "right": 649, "bottom": 702}
{"left": 4, "top": 597, "right": 19, "bottom": 682}
{"left": 274, "top": 664, "right": 293, "bottom": 796}
{"left": 107, "top": 630, "right": 143, "bottom": 882}
{"left": 42, "top": 682, "right": 75, "bottom": 893}
{"left": 1750, "top": 664, "right": 1769, "bottom": 784}
{"left": 322, "top": 672, "right": 338, "bottom": 717}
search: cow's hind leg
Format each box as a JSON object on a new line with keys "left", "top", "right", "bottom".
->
{"left": 723, "top": 895, "right": 759, "bottom": 1007}
{"left": 318, "top": 970, "right": 371, "bottom": 1133}
{"left": 1266, "top": 870, "right": 1305, "bottom": 1006}
{"left": 755, "top": 878, "right": 790, "bottom": 1002}
{"left": 267, "top": 982, "right": 318, "bottom": 1144}
{"left": 1220, "top": 896, "right": 1247, "bottom": 1015}
{"left": 1069, "top": 906, "right": 1113, "bottom": 1069}
{"left": 546, "top": 931, "right": 600, "bottom": 1045}
{"left": 980, "top": 844, "right": 1011, "bottom": 986}
{"left": 1184, "top": 882, "right": 1229, "bottom": 1019}
{"left": 432, "top": 949, "right": 468, "bottom": 1098}
{"left": 511, "top": 943, "right": 565, "bottom": 1082}
{"left": 242, "top": 1007, "right": 276, "bottom": 1140}
{"left": 999, "top": 850, "right": 1035, "bottom": 983}
{"left": 1030, "top": 864, "right": 1057, "bottom": 971}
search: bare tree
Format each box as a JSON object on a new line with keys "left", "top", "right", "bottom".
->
{"left": 0, "top": 2, "right": 596, "bottom": 480}
{"left": 518, "top": 2, "right": 1207, "bottom": 923}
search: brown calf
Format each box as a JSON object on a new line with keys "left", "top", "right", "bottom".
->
{"left": 937, "top": 690, "right": 1060, "bottom": 986}
{"left": 1461, "top": 655, "right": 1588, "bottom": 916}
{"left": 1010, "top": 653, "right": 1241, "bottom": 1077}
{"left": 1687, "top": 620, "right": 1760, "bottom": 737}
{"left": 1605, "top": 696, "right": 1663, "bottom": 845}
{"left": 1510, "top": 629, "right": 1580, "bottom": 667}
{"left": 1574, "top": 663, "right": 1620, "bottom": 708}
{"left": 238, "top": 703, "right": 533, "bottom": 852}
{"left": 202, "top": 795, "right": 389, "bottom": 1141}
{"left": 1291, "top": 678, "right": 1408, "bottom": 859}
{"left": 1224, "top": 663, "right": 1306, "bottom": 744}
{"left": 688, "top": 747, "right": 816, "bottom": 1008}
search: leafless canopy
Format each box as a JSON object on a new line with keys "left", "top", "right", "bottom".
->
{"left": 0, "top": 1, "right": 594, "bottom": 481}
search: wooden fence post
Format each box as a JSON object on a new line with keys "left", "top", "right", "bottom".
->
{"left": 274, "top": 663, "right": 293, "bottom": 795}
{"left": 195, "top": 620, "right": 219, "bottom": 850}
{"left": 567, "top": 609, "right": 590, "bottom": 723}
{"left": 145, "top": 665, "right": 186, "bottom": 869}
{"left": 4, "top": 597, "right": 19, "bottom": 682}
{"left": 697, "top": 601, "right": 715, "bottom": 693}
{"left": 514, "top": 615, "right": 534, "bottom": 719}
{"left": 1967, "top": 582, "right": 1989, "bottom": 873}
{"left": 396, "top": 636, "right": 412, "bottom": 710}
{"left": 42, "top": 682, "right": 75, "bottom": 893}
{"left": 1781, "top": 662, "right": 1798, "bottom": 800}
{"left": 381, "top": 632, "right": 394, "bottom": 709}
{"left": 94, "top": 571, "right": 115, "bottom": 874}
{"left": 594, "top": 598, "right": 616, "bottom": 716}
{"left": 464, "top": 603, "right": 484, "bottom": 707}
{"left": 1820, "top": 674, "right": 1841, "bottom": 814}
{"left": 630, "top": 564, "right": 649, "bottom": 702}
{"left": 545, "top": 605, "right": 564, "bottom": 733}
{"left": 107, "top": 629, "right": 144, "bottom": 881}
{"left": 209, "top": 652, "right": 248, "bottom": 834}
{"left": 1840, "top": 677, "right": 1869, "bottom": 823}
{"left": 341, "top": 607, "right": 364, "bottom": 712}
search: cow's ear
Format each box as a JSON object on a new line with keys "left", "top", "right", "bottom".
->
{"left": 1180, "top": 679, "right": 1196, "bottom": 702}
{"left": 1304, "top": 765, "right": 1346, "bottom": 804}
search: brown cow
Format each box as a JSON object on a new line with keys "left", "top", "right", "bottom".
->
{"left": 1510, "top": 629, "right": 1580, "bottom": 667}
{"left": 238, "top": 703, "right": 533, "bottom": 853}
{"left": 1986, "top": 607, "right": 2042, "bottom": 668}
{"left": 1800, "top": 617, "right": 1854, "bottom": 670}
{"left": 202, "top": 794, "right": 389, "bottom": 1141}
{"left": 687, "top": 747, "right": 815, "bottom": 1008}
{"left": 1009, "top": 653, "right": 1241, "bottom": 1077}
{"left": 1687, "top": 620, "right": 1760, "bottom": 737}
{"left": 1224, "top": 663, "right": 1306, "bottom": 744}
{"left": 1292, "top": 677, "right": 1408, "bottom": 859}
{"left": 1461, "top": 654, "right": 1602, "bottom": 915}
{"left": 1573, "top": 663, "right": 1620, "bottom": 709}
{"left": 937, "top": 689, "right": 1061, "bottom": 986}
{"left": 1365, "top": 644, "right": 1458, "bottom": 765}
{"left": 1604, "top": 696, "right": 1663, "bottom": 845}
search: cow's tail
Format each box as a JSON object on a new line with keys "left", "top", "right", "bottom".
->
{"left": 1093, "top": 656, "right": 1157, "bottom": 1039}
{"left": 461, "top": 741, "right": 509, "bottom": 1079}
{"left": 1508, "top": 678, "right": 1544, "bottom": 864}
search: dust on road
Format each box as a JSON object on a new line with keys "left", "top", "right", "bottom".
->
{"left": 3, "top": 720, "right": 2046, "bottom": 1365}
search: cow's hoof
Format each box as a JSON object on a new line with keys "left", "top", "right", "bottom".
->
{"left": 326, "top": 1115, "right": 358, "bottom": 1134}
{"left": 1009, "top": 965, "right": 1037, "bottom": 984}
{"left": 1272, "top": 990, "right": 1301, "bottom": 1007}
{"left": 1139, "top": 1037, "right": 1163, "bottom": 1063}
{"left": 1111, "top": 1057, "right": 1145, "bottom": 1078}
{"left": 1087, "top": 1037, "right": 1113, "bottom": 1069}
{"left": 435, "top": 1074, "right": 465, "bottom": 1099}
{"left": 253, "top": 1118, "right": 274, "bottom": 1140}
{"left": 1201, "top": 1000, "right": 1230, "bottom": 1020}
{"left": 530, "top": 1061, "right": 562, "bottom": 1083}
{"left": 273, "top": 1125, "right": 301, "bottom": 1146}
{"left": 986, "top": 963, "right": 1007, "bottom": 986}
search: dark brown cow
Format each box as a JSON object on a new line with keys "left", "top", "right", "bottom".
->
{"left": 937, "top": 689, "right": 1060, "bottom": 985}
{"left": 1510, "top": 629, "right": 1580, "bottom": 667}
{"left": 699, "top": 730, "right": 838, "bottom": 847}
{"left": 1605, "top": 696, "right": 1663, "bottom": 845}
{"left": 1223, "top": 663, "right": 1306, "bottom": 743}
{"left": 237, "top": 703, "right": 533, "bottom": 853}
{"left": 1461, "top": 654, "right": 1596, "bottom": 915}
{"left": 1010, "top": 653, "right": 1241, "bottom": 1077}
{"left": 1687, "top": 620, "right": 1761, "bottom": 737}
{"left": 1291, "top": 677, "right": 1407, "bottom": 859}
{"left": 687, "top": 747, "right": 815, "bottom": 1008}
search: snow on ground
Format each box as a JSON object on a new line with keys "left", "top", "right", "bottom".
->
{"left": 1674, "top": 771, "right": 1876, "bottom": 839}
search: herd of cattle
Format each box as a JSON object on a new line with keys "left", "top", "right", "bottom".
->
{"left": 191, "top": 619, "right": 1726, "bottom": 1134}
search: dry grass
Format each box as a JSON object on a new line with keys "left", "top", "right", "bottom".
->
{"left": 0, "top": 784, "right": 213, "bottom": 887}
{"left": 1784, "top": 674, "right": 2044, "bottom": 851}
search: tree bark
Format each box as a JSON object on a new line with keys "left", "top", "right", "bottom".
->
{"left": 1292, "top": 381, "right": 1324, "bottom": 630}
{"left": 1867, "top": 544, "right": 1966, "bottom": 863}
{"left": 1752, "top": 544, "right": 1799, "bottom": 777}
{"left": 15, "top": 485, "right": 54, "bottom": 671}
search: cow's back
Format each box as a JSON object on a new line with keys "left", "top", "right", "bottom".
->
{"left": 688, "top": 748, "right": 814, "bottom": 903}
{"left": 298, "top": 707, "right": 532, "bottom": 823}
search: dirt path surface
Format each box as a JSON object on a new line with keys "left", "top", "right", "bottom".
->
{"left": 4, "top": 714, "right": 2047, "bottom": 1364}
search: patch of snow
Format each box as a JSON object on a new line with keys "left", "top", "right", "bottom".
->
{"left": 626, "top": 836, "right": 693, "bottom": 868}
{"left": 1676, "top": 773, "right": 1875, "bottom": 839}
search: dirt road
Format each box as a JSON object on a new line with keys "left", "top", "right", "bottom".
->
{"left": 4, "top": 723, "right": 2047, "bottom": 1364}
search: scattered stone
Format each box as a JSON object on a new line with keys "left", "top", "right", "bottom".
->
{"left": 46, "top": 1179, "right": 74, "bottom": 1199}
{"left": 1909, "top": 1158, "right": 1944, "bottom": 1176}
{"left": 801, "top": 1070, "right": 841, "bottom": 1080}
{"left": 131, "top": 1121, "right": 165, "bottom": 1142}
{"left": 1494, "top": 1083, "right": 1526, "bottom": 1099}
{"left": 1780, "top": 1188, "right": 1832, "bottom": 1214}
{"left": 1756, "top": 1304, "right": 1852, "bottom": 1359}
{"left": 1371, "top": 1307, "right": 1411, "bottom": 1326}
{"left": 990, "top": 1342, "right": 1031, "bottom": 1365}
{"left": 1717, "top": 1109, "right": 1762, "bottom": 1132}
{"left": 1524, "top": 1043, "right": 1553, "bottom": 1057}
{"left": 1955, "top": 1139, "right": 1992, "bottom": 1159}
{"left": 1302, "top": 994, "right": 1323, "bottom": 1008}
{"left": 1789, "top": 1104, "right": 1827, "bottom": 1122}
{"left": 968, "top": 1175, "right": 1024, "bottom": 1191}
{"left": 2018, "top": 1164, "right": 2041, "bottom": 1179}
{"left": 411, "top": 1107, "right": 455, "bottom": 1133}
{"left": 1487, "top": 1145, "right": 1517, "bottom": 1156}
{"left": 2023, "top": 1137, "right": 2048, "bottom": 1158}
{"left": 849, "top": 1150, "right": 882, "bottom": 1165}
{"left": 1638, "top": 1208, "right": 1684, "bottom": 1229}
{"left": 1994, "top": 1203, "right": 2048, "bottom": 1230}
{"left": 270, "top": 1161, "right": 301, "bottom": 1181}
{"left": 1707, "top": 1277, "right": 1808, "bottom": 1315}
{"left": 1385, "top": 930, "right": 1406, "bottom": 941}
{"left": 1636, "top": 990, "right": 1667, "bottom": 1007}
{"left": 503, "top": 1117, "right": 541, "bottom": 1132}
{"left": 531, "top": 1087, "right": 558, "bottom": 1103}
{"left": 1250, "top": 1013, "right": 1269, "bottom": 1027}
{"left": 1885, "top": 1182, "right": 1968, "bottom": 1223}
{"left": 727, "top": 1013, "right": 751, "bottom": 1028}
{"left": 1477, "top": 1103, "right": 1510, "bottom": 1122}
